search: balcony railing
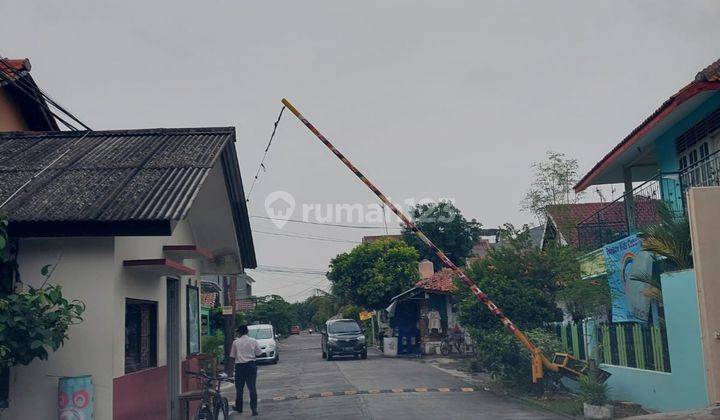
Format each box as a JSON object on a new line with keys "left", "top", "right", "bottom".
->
{"left": 576, "top": 173, "right": 682, "bottom": 251}
{"left": 680, "top": 148, "right": 720, "bottom": 190}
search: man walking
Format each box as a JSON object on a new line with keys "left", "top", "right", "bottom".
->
{"left": 230, "top": 325, "right": 262, "bottom": 416}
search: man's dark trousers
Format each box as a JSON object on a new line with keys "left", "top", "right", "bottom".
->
{"left": 234, "top": 361, "right": 258, "bottom": 413}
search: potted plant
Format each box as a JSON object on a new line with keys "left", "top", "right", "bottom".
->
{"left": 579, "top": 373, "right": 612, "bottom": 419}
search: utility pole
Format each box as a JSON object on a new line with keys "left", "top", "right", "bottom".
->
{"left": 222, "top": 275, "right": 238, "bottom": 374}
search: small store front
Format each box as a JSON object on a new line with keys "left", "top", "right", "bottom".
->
{"left": 385, "top": 261, "right": 460, "bottom": 356}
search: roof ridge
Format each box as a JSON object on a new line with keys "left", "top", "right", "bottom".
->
{"left": 0, "top": 126, "right": 236, "bottom": 138}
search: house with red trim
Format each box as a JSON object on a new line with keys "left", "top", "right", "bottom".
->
{"left": 566, "top": 58, "right": 720, "bottom": 412}
{"left": 0, "top": 58, "right": 257, "bottom": 419}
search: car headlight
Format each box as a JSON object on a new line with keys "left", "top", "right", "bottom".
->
{"left": 357, "top": 335, "right": 366, "bottom": 342}
{"left": 328, "top": 337, "right": 338, "bottom": 343}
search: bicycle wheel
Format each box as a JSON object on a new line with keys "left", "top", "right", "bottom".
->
{"left": 220, "top": 397, "right": 229, "bottom": 419}
{"left": 440, "top": 341, "right": 450, "bottom": 356}
{"left": 194, "top": 405, "right": 214, "bottom": 420}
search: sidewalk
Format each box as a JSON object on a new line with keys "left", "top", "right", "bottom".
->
{"left": 626, "top": 405, "right": 720, "bottom": 419}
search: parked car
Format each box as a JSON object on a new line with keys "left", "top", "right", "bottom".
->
{"left": 247, "top": 324, "right": 279, "bottom": 364}
{"left": 321, "top": 319, "right": 367, "bottom": 360}
{"left": 290, "top": 325, "right": 301, "bottom": 335}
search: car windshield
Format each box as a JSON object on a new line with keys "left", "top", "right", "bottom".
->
{"left": 248, "top": 328, "right": 273, "bottom": 339}
{"left": 328, "top": 322, "right": 361, "bottom": 334}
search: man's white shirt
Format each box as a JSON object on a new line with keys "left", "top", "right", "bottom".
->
{"left": 230, "top": 335, "right": 263, "bottom": 363}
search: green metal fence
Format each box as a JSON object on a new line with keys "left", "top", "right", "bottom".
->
{"left": 555, "top": 323, "right": 586, "bottom": 360}
{"left": 597, "top": 323, "right": 671, "bottom": 372}
{"left": 554, "top": 322, "right": 671, "bottom": 373}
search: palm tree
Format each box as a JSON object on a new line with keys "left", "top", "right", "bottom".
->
{"left": 630, "top": 203, "right": 693, "bottom": 302}
{"left": 640, "top": 203, "right": 693, "bottom": 271}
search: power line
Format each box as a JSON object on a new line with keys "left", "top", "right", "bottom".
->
{"left": 257, "top": 264, "right": 327, "bottom": 273}
{"left": 251, "top": 214, "right": 402, "bottom": 230}
{"left": 0, "top": 130, "right": 92, "bottom": 210}
{"left": 245, "top": 106, "right": 285, "bottom": 202}
{"left": 0, "top": 69, "right": 79, "bottom": 131}
{"left": 252, "top": 229, "right": 360, "bottom": 244}
{"left": 0, "top": 56, "right": 91, "bottom": 130}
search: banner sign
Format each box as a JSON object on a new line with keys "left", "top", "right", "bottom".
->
{"left": 602, "top": 234, "right": 650, "bottom": 323}
{"left": 580, "top": 248, "right": 606, "bottom": 279}
{"left": 359, "top": 311, "right": 373, "bottom": 321}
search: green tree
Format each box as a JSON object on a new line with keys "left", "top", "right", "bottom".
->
{"left": 456, "top": 224, "right": 599, "bottom": 387}
{"left": 521, "top": 151, "right": 583, "bottom": 223}
{"left": 457, "top": 225, "right": 566, "bottom": 334}
{"left": 293, "top": 294, "right": 339, "bottom": 329}
{"left": 401, "top": 201, "right": 482, "bottom": 267}
{"left": 310, "top": 295, "right": 340, "bottom": 327}
{"left": 328, "top": 238, "right": 419, "bottom": 310}
{"left": 247, "top": 295, "right": 296, "bottom": 335}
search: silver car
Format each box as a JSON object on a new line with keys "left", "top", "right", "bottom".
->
{"left": 247, "top": 324, "right": 279, "bottom": 364}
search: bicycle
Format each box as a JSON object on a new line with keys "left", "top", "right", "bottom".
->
{"left": 185, "top": 370, "right": 233, "bottom": 420}
{"left": 439, "top": 333, "right": 465, "bottom": 356}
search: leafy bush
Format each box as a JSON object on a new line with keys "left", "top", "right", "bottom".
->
{"left": 201, "top": 331, "right": 225, "bottom": 370}
{"left": 0, "top": 285, "right": 85, "bottom": 368}
{"left": 578, "top": 373, "right": 609, "bottom": 406}
{"left": 471, "top": 328, "right": 563, "bottom": 391}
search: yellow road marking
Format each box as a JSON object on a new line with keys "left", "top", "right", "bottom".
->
{"left": 461, "top": 387, "right": 474, "bottom": 392}
{"left": 438, "top": 388, "right": 451, "bottom": 392}
{"left": 273, "top": 396, "right": 285, "bottom": 401}
{"left": 344, "top": 390, "right": 357, "bottom": 395}
{"left": 391, "top": 389, "right": 404, "bottom": 393}
{"left": 368, "top": 389, "right": 381, "bottom": 394}
{"left": 414, "top": 387, "right": 428, "bottom": 392}
{"left": 296, "top": 394, "right": 309, "bottom": 399}
{"left": 320, "top": 392, "right": 334, "bottom": 397}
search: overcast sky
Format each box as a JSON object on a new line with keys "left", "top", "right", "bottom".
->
{"left": 3, "top": 1, "right": 719, "bottom": 301}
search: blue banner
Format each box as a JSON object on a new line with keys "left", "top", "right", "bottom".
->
{"left": 602, "top": 234, "right": 649, "bottom": 323}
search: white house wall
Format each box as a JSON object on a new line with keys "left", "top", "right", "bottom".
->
{"left": 8, "top": 237, "right": 116, "bottom": 420}
{"left": 113, "top": 219, "right": 201, "bottom": 380}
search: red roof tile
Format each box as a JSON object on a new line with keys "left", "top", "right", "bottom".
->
{"left": 0, "top": 58, "right": 31, "bottom": 79}
{"left": 415, "top": 268, "right": 457, "bottom": 293}
{"left": 695, "top": 58, "right": 720, "bottom": 82}
{"left": 547, "top": 200, "right": 661, "bottom": 247}
{"left": 236, "top": 299, "right": 256, "bottom": 312}
{"left": 575, "top": 58, "right": 720, "bottom": 192}
{"left": 201, "top": 292, "right": 217, "bottom": 307}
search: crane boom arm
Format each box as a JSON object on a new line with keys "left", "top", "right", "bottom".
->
{"left": 281, "top": 98, "right": 558, "bottom": 380}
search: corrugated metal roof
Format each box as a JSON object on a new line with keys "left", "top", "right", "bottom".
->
{"left": 0, "top": 127, "right": 231, "bottom": 222}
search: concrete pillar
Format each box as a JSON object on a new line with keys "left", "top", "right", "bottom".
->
{"left": 687, "top": 187, "right": 720, "bottom": 406}
{"left": 418, "top": 260, "right": 434, "bottom": 279}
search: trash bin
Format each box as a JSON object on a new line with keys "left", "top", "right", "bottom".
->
{"left": 59, "top": 375, "right": 94, "bottom": 419}
{"left": 383, "top": 337, "right": 398, "bottom": 357}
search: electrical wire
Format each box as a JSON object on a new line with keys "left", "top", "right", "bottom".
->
{"left": 245, "top": 106, "right": 285, "bottom": 202}
{"left": 0, "top": 130, "right": 93, "bottom": 210}
{"left": 256, "top": 264, "right": 327, "bottom": 273}
{"left": 251, "top": 229, "right": 360, "bottom": 244}
{"left": 0, "top": 70, "right": 78, "bottom": 131}
{"left": 251, "top": 214, "right": 402, "bottom": 230}
{"left": 0, "top": 56, "right": 90, "bottom": 131}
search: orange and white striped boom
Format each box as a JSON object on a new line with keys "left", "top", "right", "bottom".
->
{"left": 281, "top": 98, "right": 561, "bottom": 382}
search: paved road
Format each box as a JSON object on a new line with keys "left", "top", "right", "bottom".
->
{"left": 224, "top": 333, "right": 562, "bottom": 419}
